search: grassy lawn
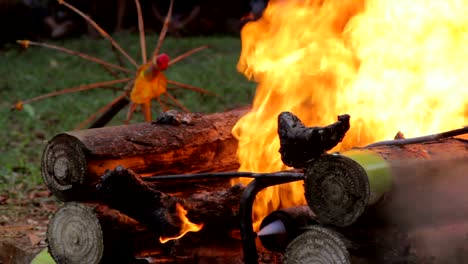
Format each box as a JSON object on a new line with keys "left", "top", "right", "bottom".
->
{"left": 0, "top": 33, "right": 255, "bottom": 195}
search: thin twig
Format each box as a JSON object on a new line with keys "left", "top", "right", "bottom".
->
{"left": 134, "top": 0, "right": 147, "bottom": 64}
{"left": 152, "top": 0, "right": 173, "bottom": 62}
{"left": 164, "top": 92, "right": 189, "bottom": 112}
{"left": 59, "top": 0, "right": 138, "bottom": 68}
{"left": 14, "top": 78, "right": 132, "bottom": 106}
{"left": 76, "top": 92, "right": 129, "bottom": 129}
{"left": 168, "top": 45, "right": 208, "bottom": 66}
{"left": 167, "top": 80, "right": 218, "bottom": 96}
{"left": 365, "top": 126, "right": 468, "bottom": 147}
{"left": 17, "top": 40, "right": 132, "bottom": 73}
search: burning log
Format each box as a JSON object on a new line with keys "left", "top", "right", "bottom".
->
{"left": 47, "top": 167, "right": 248, "bottom": 264}
{"left": 305, "top": 152, "right": 468, "bottom": 227}
{"left": 95, "top": 166, "right": 244, "bottom": 238}
{"left": 41, "top": 107, "right": 247, "bottom": 200}
{"left": 47, "top": 202, "right": 245, "bottom": 264}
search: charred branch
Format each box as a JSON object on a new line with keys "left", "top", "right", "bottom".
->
{"left": 96, "top": 166, "right": 245, "bottom": 238}
{"left": 278, "top": 111, "right": 350, "bottom": 168}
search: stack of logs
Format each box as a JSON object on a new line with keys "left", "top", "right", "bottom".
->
{"left": 41, "top": 107, "right": 468, "bottom": 263}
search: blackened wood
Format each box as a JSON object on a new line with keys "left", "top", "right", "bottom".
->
{"left": 41, "top": 107, "right": 248, "bottom": 201}
{"left": 278, "top": 111, "right": 350, "bottom": 168}
{"left": 96, "top": 166, "right": 245, "bottom": 238}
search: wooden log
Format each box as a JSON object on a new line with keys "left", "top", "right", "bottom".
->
{"left": 95, "top": 166, "right": 245, "bottom": 238}
{"left": 305, "top": 145, "right": 468, "bottom": 227}
{"left": 41, "top": 107, "right": 248, "bottom": 201}
{"left": 47, "top": 202, "right": 150, "bottom": 264}
{"left": 48, "top": 177, "right": 249, "bottom": 263}
{"left": 283, "top": 225, "right": 351, "bottom": 264}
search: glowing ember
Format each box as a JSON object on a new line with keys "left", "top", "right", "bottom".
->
{"left": 233, "top": 0, "right": 468, "bottom": 227}
{"left": 159, "top": 203, "right": 203, "bottom": 243}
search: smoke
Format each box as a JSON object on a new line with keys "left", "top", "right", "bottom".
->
{"left": 382, "top": 157, "right": 468, "bottom": 262}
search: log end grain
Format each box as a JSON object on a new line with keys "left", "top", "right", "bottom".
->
{"left": 304, "top": 155, "right": 370, "bottom": 227}
{"left": 283, "top": 225, "right": 351, "bottom": 264}
{"left": 41, "top": 134, "right": 88, "bottom": 201}
{"left": 47, "top": 202, "right": 104, "bottom": 264}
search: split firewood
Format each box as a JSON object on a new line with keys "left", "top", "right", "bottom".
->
{"left": 41, "top": 107, "right": 247, "bottom": 201}
{"left": 277, "top": 111, "right": 350, "bottom": 168}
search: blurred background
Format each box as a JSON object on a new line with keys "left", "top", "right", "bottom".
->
{"left": 0, "top": 0, "right": 269, "bottom": 47}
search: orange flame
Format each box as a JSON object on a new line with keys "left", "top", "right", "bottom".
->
{"left": 233, "top": 0, "right": 468, "bottom": 227}
{"left": 159, "top": 203, "right": 204, "bottom": 243}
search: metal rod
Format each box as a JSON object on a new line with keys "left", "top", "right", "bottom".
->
{"left": 144, "top": 170, "right": 304, "bottom": 182}
{"left": 365, "top": 126, "right": 468, "bottom": 148}
{"left": 239, "top": 177, "right": 303, "bottom": 264}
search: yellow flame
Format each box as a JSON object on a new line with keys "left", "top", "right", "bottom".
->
{"left": 233, "top": 0, "right": 468, "bottom": 227}
{"left": 159, "top": 203, "right": 203, "bottom": 244}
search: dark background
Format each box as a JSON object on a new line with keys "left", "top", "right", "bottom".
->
{"left": 0, "top": 0, "right": 269, "bottom": 47}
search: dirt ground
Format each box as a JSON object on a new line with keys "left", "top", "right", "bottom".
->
{"left": 0, "top": 185, "right": 60, "bottom": 264}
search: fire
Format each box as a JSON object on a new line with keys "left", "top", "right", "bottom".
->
{"left": 159, "top": 203, "right": 204, "bottom": 243}
{"left": 233, "top": 0, "right": 468, "bottom": 227}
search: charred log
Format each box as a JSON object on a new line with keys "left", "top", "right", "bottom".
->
{"left": 278, "top": 111, "right": 350, "bottom": 168}
{"left": 96, "top": 166, "right": 245, "bottom": 238}
{"left": 41, "top": 107, "right": 247, "bottom": 201}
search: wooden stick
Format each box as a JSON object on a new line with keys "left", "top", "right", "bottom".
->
{"left": 12, "top": 78, "right": 131, "bottom": 110}
{"left": 134, "top": 0, "right": 147, "bottom": 64}
{"left": 59, "top": 0, "right": 138, "bottom": 68}
{"left": 151, "top": 0, "right": 173, "bottom": 62}
{"left": 17, "top": 40, "right": 132, "bottom": 73}
{"left": 168, "top": 45, "right": 208, "bottom": 66}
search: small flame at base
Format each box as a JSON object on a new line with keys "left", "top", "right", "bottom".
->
{"left": 159, "top": 203, "right": 204, "bottom": 244}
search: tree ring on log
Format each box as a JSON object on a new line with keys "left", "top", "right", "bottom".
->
{"left": 41, "top": 134, "right": 87, "bottom": 200}
{"left": 283, "top": 225, "right": 351, "bottom": 264}
{"left": 304, "top": 154, "right": 370, "bottom": 227}
{"left": 48, "top": 202, "right": 104, "bottom": 264}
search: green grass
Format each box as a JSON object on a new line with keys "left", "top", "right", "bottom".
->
{"left": 0, "top": 33, "right": 256, "bottom": 194}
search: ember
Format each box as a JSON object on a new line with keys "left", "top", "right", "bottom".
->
{"left": 232, "top": 0, "right": 468, "bottom": 227}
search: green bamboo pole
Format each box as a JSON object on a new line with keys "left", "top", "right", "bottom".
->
{"left": 304, "top": 144, "right": 468, "bottom": 227}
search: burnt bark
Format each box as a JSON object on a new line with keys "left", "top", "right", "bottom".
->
{"left": 278, "top": 111, "right": 350, "bottom": 168}
{"left": 96, "top": 166, "right": 245, "bottom": 239}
